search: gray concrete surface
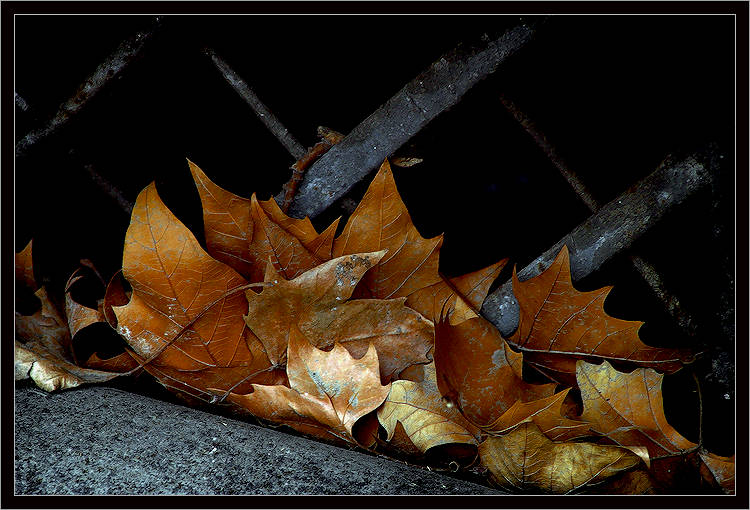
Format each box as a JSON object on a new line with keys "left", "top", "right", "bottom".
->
{"left": 14, "top": 384, "right": 504, "bottom": 495}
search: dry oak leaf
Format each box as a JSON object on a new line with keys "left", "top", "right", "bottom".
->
{"left": 509, "top": 245, "right": 692, "bottom": 384}
{"left": 15, "top": 287, "right": 121, "bottom": 391}
{"left": 16, "top": 239, "right": 36, "bottom": 290}
{"left": 434, "top": 316, "right": 555, "bottom": 427}
{"left": 479, "top": 421, "right": 644, "bottom": 494}
{"left": 378, "top": 362, "right": 479, "bottom": 453}
{"left": 333, "top": 160, "right": 500, "bottom": 324}
{"left": 114, "top": 182, "right": 282, "bottom": 399}
{"left": 224, "top": 325, "right": 390, "bottom": 446}
{"left": 189, "top": 160, "right": 338, "bottom": 283}
{"left": 483, "top": 388, "right": 591, "bottom": 442}
{"left": 244, "top": 251, "right": 433, "bottom": 382}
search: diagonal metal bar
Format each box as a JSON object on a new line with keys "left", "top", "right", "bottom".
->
{"left": 498, "top": 92, "right": 698, "bottom": 337}
{"left": 286, "top": 20, "right": 542, "bottom": 218}
{"left": 15, "top": 18, "right": 162, "bottom": 159}
{"left": 204, "top": 48, "right": 307, "bottom": 161}
{"left": 481, "top": 152, "right": 713, "bottom": 337}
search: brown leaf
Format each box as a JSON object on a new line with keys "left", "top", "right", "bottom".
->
{"left": 378, "top": 362, "right": 479, "bottom": 453}
{"left": 577, "top": 360, "right": 697, "bottom": 458}
{"left": 224, "top": 325, "right": 390, "bottom": 446}
{"left": 244, "top": 251, "right": 433, "bottom": 382}
{"left": 189, "top": 160, "right": 337, "bottom": 281}
{"left": 406, "top": 259, "right": 507, "bottom": 324}
{"left": 64, "top": 270, "right": 106, "bottom": 338}
{"left": 699, "top": 451, "right": 735, "bottom": 494}
{"left": 333, "top": 160, "right": 444, "bottom": 302}
{"left": 103, "top": 270, "right": 129, "bottom": 328}
{"left": 479, "top": 422, "right": 644, "bottom": 494}
{"left": 584, "top": 468, "right": 659, "bottom": 494}
{"left": 15, "top": 340, "right": 121, "bottom": 391}
{"left": 16, "top": 239, "right": 36, "bottom": 290}
{"left": 483, "top": 388, "right": 591, "bottom": 442}
{"left": 114, "top": 182, "right": 276, "bottom": 398}
{"left": 16, "top": 287, "right": 72, "bottom": 362}
{"left": 434, "top": 316, "right": 555, "bottom": 426}
{"left": 85, "top": 351, "right": 140, "bottom": 373}
{"left": 510, "top": 246, "right": 692, "bottom": 383}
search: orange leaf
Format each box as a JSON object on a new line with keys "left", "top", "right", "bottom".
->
{"left": 224, "top": 325, "right": 390, "bottom": 446}
{"left": 333, "top": 160, "right": 504, "bottom": 324}
{"left": 510, "top": 246, "right": 691, "bottom": 383}
{"left": 333, "top": 160, "right": 443, "bottom": 301}
{"left": 406, "top": 259, "right": 507, "bottom": 324}
{"left": 484, "top": 388, "right": 591, "bottom": 442}
{"left": 114, "top": 183, "right": 276, "bottom": 398}
{"left": 189, "top": 160, "right": 337, "bottom": 281}
{"left": 244, "top": 251, "right": 433, "bottom": 382}
{"left": 434, "top": 316, "right": 555, "bottom": 426}
{"left": 577, "top": 360, "right": 697, "bottom": 458}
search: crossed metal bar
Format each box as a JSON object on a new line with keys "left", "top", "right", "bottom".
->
{"left": 15, "top": 17, "right": 719, "bottom": 345}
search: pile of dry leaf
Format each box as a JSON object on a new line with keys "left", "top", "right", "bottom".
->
{"left": 15, "top": 159, "right": 734, "bottom": 494}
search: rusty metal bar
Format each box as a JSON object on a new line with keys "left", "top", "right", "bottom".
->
{"left": 204, "top": 48, "right": 307, "bottom": 161}
{"left": 499, "top": 92, "right": 698, "bottom": 337}
{"left": 286, "top": 20, "right": 541, "bottom": 218}
{"left": 15, "top": 18, "right": 162, "bottom": 159}
{"left": 481, "top": 152, "right": 713, "bottom": 337}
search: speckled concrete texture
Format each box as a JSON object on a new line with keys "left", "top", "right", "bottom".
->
{"left": 14, "top": 385, "right": 504, "bottom": 495}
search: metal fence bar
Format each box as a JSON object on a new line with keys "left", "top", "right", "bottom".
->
{"left": 498, "top": 92, "right": 698, "bottom": 337}
{"left": 286, "top": 20, "right": 541, "bottom": 218}
{"left": 204, "top": 48, "right": 307, "bottom": 161}
{"left": 15, "top": 18, "right": 162, "bottom": 158}
{"left": 481, "top": 152, "right": 713, "bottom": 336}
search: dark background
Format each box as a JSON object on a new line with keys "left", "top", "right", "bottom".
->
{"left": 14, "top": 14, "right": 736, "bottom": 457}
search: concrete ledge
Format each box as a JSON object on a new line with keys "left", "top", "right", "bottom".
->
{"left": 14, "top": 385, "right": 503, "bottom": 495}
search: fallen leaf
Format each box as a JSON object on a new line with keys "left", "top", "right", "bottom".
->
{"left": 479, "top": 421, "right": 644, "bottom": 493}
{"left": 406, "top": 259, "right": 507, "bottom": 324}
{"left": 510, "top": 246, "right": 691, "bottom": 383}
{"left": 584, "top": 468, "right": 659, "bottom": 494}
{"left": 576, "top": 360, "right": 712, "bottom": 490}
{"left": 114, "top": 182, "right": 279, "bottom": 399}
{"left": 434, "top": 316, "right": 556, "bottom": 426}
{"left": 15, "top": 286, "right": 121, "bottom": 391}
{"left": 483, "top": 388, "right": 591, "bottom": 442}
{"left": 577, "top": 360, "right": 697, "bottom": 457}
{"left": 378, "top": 362, "right": 479, "bottom": 453}
{"left": 16, "top": 287, "right": 72, "bottom": 362}
{"left": 244, "top": 251, "right": 433, "bottom": 382}
{"left": 85, "top": 351, "right": 140, "bottom": 373}
{"left": 102, "top": 270, "right": 129, "bottom": 328}
{"left": 15, "top": 340, "right": 121, "bottom": 391}
{"left": 64, "top": 270, "right": 106, "bottom": 338}
{"left": 16, "top": 239, "right": 36, "bottom": 290}
{"left": 189, "top": 160, "right": 337, "bottom": 282}
{"left": 333, "top": 160, "right": 444, "bottom": 303}
{"left": 224, "top": 325, "right": 390, "bottom": 446}
{"left": 699, "top": 451, "right": 735, "bottom": 494}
